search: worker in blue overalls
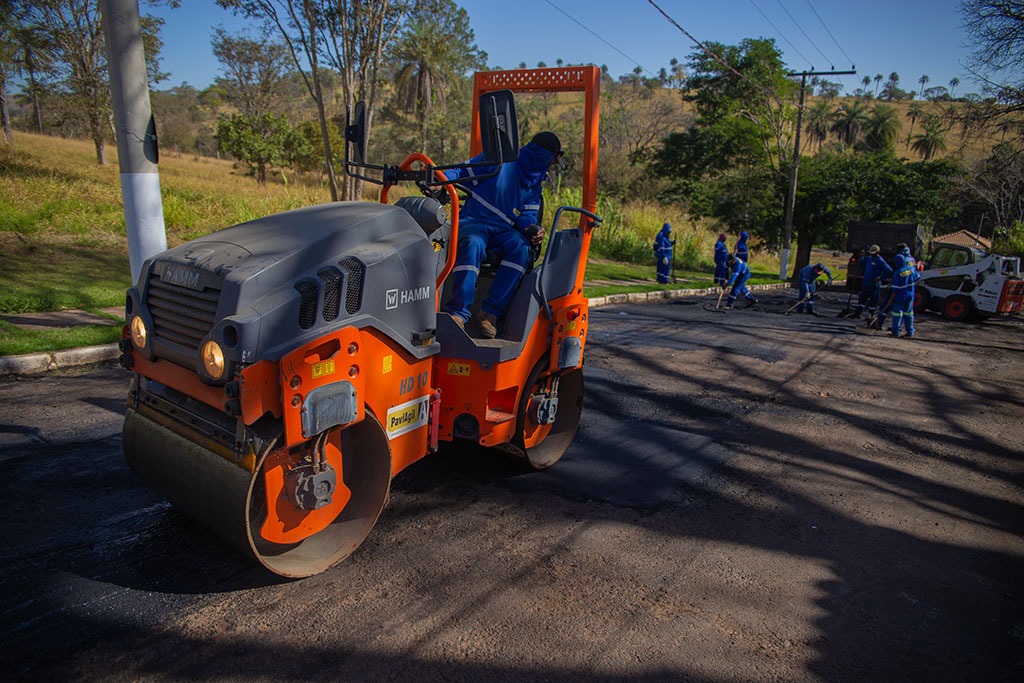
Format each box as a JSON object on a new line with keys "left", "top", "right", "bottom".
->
{"left": 443, "top": 132, "right": 561, "bottom": 339}
{"left": 851, "top": 244, "right": 893, "bottom": 319}
{"left": 796, "top": 262, "right": 833, "bottom": 315}
{"left": 713, "top": 233, "right": 729, "bottom": 285}
{"left": 890, "top": 244, "right": 921, "bottom": 338}
{"left": 654, "top": 222, "right": 673, "bottom": 284}
{"left": 722, "top": 254, "right": 758, "bottom": 308}
{"left": 734, "top": 230, "right": 750, "bottom": 262}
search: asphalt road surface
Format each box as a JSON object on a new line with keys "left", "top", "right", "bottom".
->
{"left": 1, "top": 287, "right": 1022, "bottom": 681}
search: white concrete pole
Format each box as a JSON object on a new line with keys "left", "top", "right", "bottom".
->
{"left": 101, "top": 0, "right": 167, "bottom": 284}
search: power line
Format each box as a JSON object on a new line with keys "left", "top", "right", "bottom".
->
{"left": 543, "top": 0, "right": 655, "bottom": 77}
{"left": 748, "top": 0, "right": 813, "bottom": 68}
{"left": 804, "top": 0, "right": 856, "bottom": 70}
{"left": 644, "top": 0, "right": 783, "bottom": 106}
{"left": 774, "top": 0, "right": 833, "bottom": 69}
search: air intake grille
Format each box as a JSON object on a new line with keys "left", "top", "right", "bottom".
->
{"left": 339, "top": 257, "right": 364, "bottom": 314}
{"left": 296, "top": 280, "right": 319, "bottom": 330}
{"left": 147, "top": 274, "right": 220, "bottom": 351}
{"left": 319, "top": 268, "right": 341, "bottom": 322}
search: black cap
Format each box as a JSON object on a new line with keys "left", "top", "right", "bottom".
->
{"left": 530, "top": 131, "right": 562, "bottom": 156}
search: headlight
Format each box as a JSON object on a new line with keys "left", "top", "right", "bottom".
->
{"left": 202, "top": 340, "right": 225, "bottom": 379}
{"left": 130, "top": 316, "right": 147, "bottom": 349}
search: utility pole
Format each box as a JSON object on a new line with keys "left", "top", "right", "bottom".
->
{"left": 779, "top": 69, "right": 855, "bottom": 281}
{"left": 100, "top": 0, "right": 167, "bottom": 284}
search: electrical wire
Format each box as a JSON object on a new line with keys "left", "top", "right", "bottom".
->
{"left": 804, "top": 0, "right": 856, "bottom": 69}
{"left": 643, "top": 0, "right": 784, "bottom": 106}
{"left": 774, "top": 0, "right": 833, "bottom": 69}
{"left": 749, "top": 0, "right": 814, "bottom": 68}
{"left": 543, "top": 0, "right": 655, "bottom": 77}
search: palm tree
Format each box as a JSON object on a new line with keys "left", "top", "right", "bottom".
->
{"left": 831, "top": 100, "right": 870, "bottom": 148}
{"left": 393, "top": 0, "right": 484, "bottom": 153}
{"left": 948, "top": 77, "right": 960, "bottom": 98}
{"left": 864, "top": 104, "right": 900, "bottom": 151}
{"left": 904, "top": 102, "right": 924, "bottom": 148}
{"left": 911, "top": 116, "right": 947, "bottom": 160}
{"left": 918, "top": 74, "right": 930, "bottom": 98}
{"left": 874, "top": 73, "right": 883, "bottom": 96}
{"left": 11, "top": 21, "right": 54, "bottom": 134}
{"left": 881, "top": 72, "right": 901, "bottom": 100}
{"left": 804, "top": 100, "right": 834, "bottom": 150}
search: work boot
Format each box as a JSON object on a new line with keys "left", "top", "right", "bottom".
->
{"left": 450, "top": 313, "right": 466, "bottom": 330}
{"left": 478, "top": 312, "right": 498, "bottom": 339}
{"left": 745, "top": 296, "right": 758, "bottom": 307}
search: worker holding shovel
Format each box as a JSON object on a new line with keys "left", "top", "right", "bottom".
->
{"left": 795, "top": 262, "right": 833, "bottom": 316}
{"left": 722, "top": 254, "right": 759, "bottom": 309}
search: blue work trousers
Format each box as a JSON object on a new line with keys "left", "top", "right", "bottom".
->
{"left": 714, "top": 262, "right": 728, "bottom": 285}
{"left": 797, "top": 281, "right": 816, "bottom": 312}
{"left": 445, "top": 220, "right": 531, "bottom": 322}
{"left": 890, "top": 290, "right": 915, "bottom": 337}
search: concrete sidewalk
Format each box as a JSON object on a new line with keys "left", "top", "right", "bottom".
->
{"left": 0, "top": 283, "right": 797, "bottom": 376}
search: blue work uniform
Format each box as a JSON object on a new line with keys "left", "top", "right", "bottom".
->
{"left": 713, "top": 238, "right": 729, "bottom": 285}
{"left": 734, "top": 231, "right": 749, "bottom": 262}
{"left": 443, "top": 142, "right": 554, "bottom": 323}
{"left": 890, "top": 249, "right": 920, "bottom": 337}
{"left": 724, "top": 259, "right": 757, "bottom": 307}
{"left": 796, "top": 263, "right": 833, "bottom": 313}
{"left": 855, "top": 254, "right": 894, "bottom": 316}
{"left": 654, "top": 223, "right": 673, "bottom": 283}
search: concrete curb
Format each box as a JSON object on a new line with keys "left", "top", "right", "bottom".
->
{"left": 0, "top": 343, "right": 120, "bottom": 376}
{"left": 0, "top": 282, "right": 801, "bottom": 376}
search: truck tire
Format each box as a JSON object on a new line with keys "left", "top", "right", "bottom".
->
{"left": 913, "top": 288, "right": 930, "bottom": 313}
{"left": 942, "top": 295, "right": 974, "bottom": 322}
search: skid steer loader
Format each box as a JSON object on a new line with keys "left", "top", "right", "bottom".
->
{"left": 119, "top": 67, "right": 603, "bottom": 578}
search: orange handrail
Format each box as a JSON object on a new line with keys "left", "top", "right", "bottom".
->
{"left": 470, "top": 67, "right": 601, "bottom": 294}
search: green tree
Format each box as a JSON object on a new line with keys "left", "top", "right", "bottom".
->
{"left": 863, "top": 103, "right": 900, "bottom": 152}
{"left": 9, "top": 11, "right": 55, "bottom": 134}
{"left": 792, "top": 150, "right": 960, "bottom": 260}
{"left": 804, "top": 99, "right": 834, "bottom": 150}
{"left": 211, "top": 27, "right": 289, "bottom": 118}
{"left": 20, "top": 0, "right": 166, "bottom": 164}
{"left": 830, "top": 100, "right": 870, "bottom": 148}
{"left": 651, "top": 38, "right": 795, "bottom": 248}
{"left": 0, "top": 0, "right": 17, "bottom": 144}
{"left": 911, "top": 116, "right": 948, "bottom": 160}
{"left": 392, "top": 0, "right": 484, "bottom": 153}
{"left": 216, "top": 112, "right": 304, "bottom": 183}
{"left": 904, "top": 102, "right": 924, "bottom": 148}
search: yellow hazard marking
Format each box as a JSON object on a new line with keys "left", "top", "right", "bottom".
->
{"left": 311, "top": 360, "right": 335, "bottom": 379}
{"left": 382, "top": 355, "right": 393, "bottom": 374}
{"left": 447, "top": 362, "right": 471, "bottom": 376}
{"left": 568, "top": 321, "right": 577, "bottom": 331}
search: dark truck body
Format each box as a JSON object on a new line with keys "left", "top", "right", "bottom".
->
{"left": 845, "top": 222, "right": 926, "bottom": 291}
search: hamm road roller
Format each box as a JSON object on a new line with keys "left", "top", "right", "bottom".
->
{"left": 121, "top": 67, "right": 602, "bottom": 577}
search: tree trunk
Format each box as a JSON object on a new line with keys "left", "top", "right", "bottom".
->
{"left": 792, "top": 233, "right": 815, "bottom": 278}
{"left": 304, "top": 1, "right": 339, "bottom": 202}
{"left": 88, "top": 104, "right": 107, "bottom": 164}
{"left": 0, "top": 75, "right": 12, "bottom": 145}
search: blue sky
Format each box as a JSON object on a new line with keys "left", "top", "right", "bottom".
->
{"left": 150, "top": 0, "right": 975, "bottom": 97}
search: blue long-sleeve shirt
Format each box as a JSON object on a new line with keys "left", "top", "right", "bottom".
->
{"left": 444, "top": 142, "right": 554, "bottom": 235}
{"left": 798, "top": 263, "right": 832, "bottom": 284}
